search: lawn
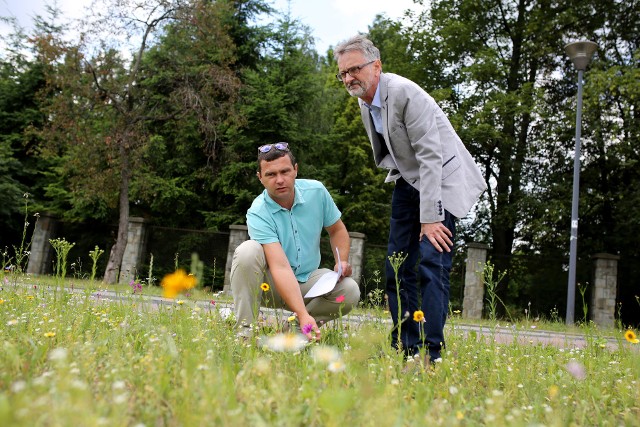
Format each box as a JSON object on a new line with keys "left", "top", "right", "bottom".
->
{"left": 1, "top": 272, "right": 639, "bottom": 426}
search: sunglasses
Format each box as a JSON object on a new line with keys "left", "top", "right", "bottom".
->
{"left": 258, "top": 142, "right": 290, "bottom": 153}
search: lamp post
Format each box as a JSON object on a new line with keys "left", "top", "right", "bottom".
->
{"left": 564, "top": 40, "right": 598, "bottom": 324}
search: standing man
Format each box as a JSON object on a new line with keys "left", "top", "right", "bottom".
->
{"left": 334, "top": 35, "right": 486, "bottom": 362}
{"left": 230, "top": 142, "right": 360, "bottom": 340}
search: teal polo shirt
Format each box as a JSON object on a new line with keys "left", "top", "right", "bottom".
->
{"left": 247, "top": 179, "right": 341, "bottom": 282}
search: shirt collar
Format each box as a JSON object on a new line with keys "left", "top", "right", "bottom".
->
{"left": 363, "top": 84, "right": 382, "bottom": 110}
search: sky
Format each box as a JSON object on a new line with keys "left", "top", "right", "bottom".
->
{"left": 1, "top": 0, "right": 425, "bottom": 54}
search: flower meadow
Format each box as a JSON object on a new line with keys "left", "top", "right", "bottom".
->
{"left": 1, "top": 276, "right": 639, "bottom": 426}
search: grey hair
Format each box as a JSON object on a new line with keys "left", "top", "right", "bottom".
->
{"left": 333, "top": 35, "right": 380, "bottom": 62}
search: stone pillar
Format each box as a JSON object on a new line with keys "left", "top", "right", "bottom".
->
{"left": 590, "top": 253, "right": 619, "bottom": 328}
{"left": 118, "top": 217, "right": 149, "bottom": 284}
{"left": 348, "top": 232, "right": 366, "bottom": 285}
{"left": 462, "top": 242, "right": 490, "bottom": 320}
{"left": 26, "top": 214, "right": 58, "bottom": 275}
{"left": 223, "top": 225, "right": 249, "bottom": 294}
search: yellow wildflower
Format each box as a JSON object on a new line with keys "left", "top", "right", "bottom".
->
{"left": 44, "top": 332, "right": 56, "bottom": 338}
{"left": 625, "top": 330, "right": 639, "bottom": 344}
{"left": 161, "top": 269, "right": 197, "bottom": 299}
{"left": 260, "top": 282, "right": 270, "bottom": 292}
{"left": 413, "top": 310, "right": 425, "bottom": 322}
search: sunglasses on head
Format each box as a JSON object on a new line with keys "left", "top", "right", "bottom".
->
{"left": 258, "top": 142, "right": 289, "bottom": 153}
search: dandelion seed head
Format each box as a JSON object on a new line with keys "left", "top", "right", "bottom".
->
{"left": 311, "top": 345, "right": 341, "bottom": 364}
{"left": 259, "top": 333, "right": 308, "bottom": 352}
{"left": 253, "top": 357, "right": 270, "bottom": 375}
{"left": 11, "top": 381, "right": 27, "bottom": 393}
{"left": 113, "top": 394, "right": 128, "bottom": 404}
{"left": 327, "top": 360, "right": 346, "bottom": 373}
{"left": 112, "top": 381, "right": 126, "bottom": 390}
{"left": 48, "top": 347, "right": 68, "bottom": 362}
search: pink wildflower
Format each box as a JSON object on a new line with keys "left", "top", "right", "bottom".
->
{"left": 336, "top": 295, "right": 345, "bottom": 303}
{"left": 302, "top": 323, "right": 313, "bottom": 335}
{"left": 565, "top": 360, "right": 586, "bottom": 380}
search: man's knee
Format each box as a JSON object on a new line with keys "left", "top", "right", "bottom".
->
{"left": 339, "top": 278, "right": 361, "bottom": 313}
{"left": 231, "top": 240, "right": 264, "bottom": 270}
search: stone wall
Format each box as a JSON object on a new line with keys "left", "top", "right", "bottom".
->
{"left": 590, "top": 253, "right": 620, "bottom": 328}
{"left": 462, "top": 242, "right": 490, "bottom": 320}
{"left": 118, "top": 217, "right": 149, "bottom": 284}
{"left": 26, "top": 214, "right": 57, "bottom": 275}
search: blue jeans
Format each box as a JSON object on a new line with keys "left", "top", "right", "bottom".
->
{"left": 386, "top": 178, "right": 455, "bottom": 360}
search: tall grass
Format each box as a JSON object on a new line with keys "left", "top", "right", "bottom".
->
{"left": 1, "top": 278, "right": 638, "bottom": 426}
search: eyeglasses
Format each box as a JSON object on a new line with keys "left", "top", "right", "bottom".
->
{"left": 258, "top": 142, "right": 290, "bottom": 153}
{"left": 336, "top": 60, "right": 376, "bottom": 81}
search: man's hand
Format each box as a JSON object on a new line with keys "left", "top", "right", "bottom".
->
{"left": 335, "top": 260, "right": 352, "bottom": 280}
{"left": 420, "top": 222, "right": 453, "bottom": 253}
{"left": 297, "top": 312, "right": 321, "bottom": 341}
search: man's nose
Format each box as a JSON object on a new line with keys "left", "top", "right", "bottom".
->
{"left": 343, "top": 73, "right": 356, "bottom": 84}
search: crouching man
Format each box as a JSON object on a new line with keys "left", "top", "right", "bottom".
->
{"left": 230, "top": 142, "right": 360, "bottom": 340}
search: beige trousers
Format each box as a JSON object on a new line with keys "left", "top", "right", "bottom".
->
{"left": 230, "top": 240, "right": 360, "bottom": 335}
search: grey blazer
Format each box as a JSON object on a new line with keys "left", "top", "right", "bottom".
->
{"left": 359, "top": 72, "right": 487, "bottom": 223}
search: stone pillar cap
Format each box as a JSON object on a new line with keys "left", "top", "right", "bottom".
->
{"left": 591, "top": 253, "right": 620, "bottom": 260}
{"left": 229, "top": 224, "right": 248, "bottom": 231}
{"left": 466, "top": 242, "right": 490, "bottom": 250}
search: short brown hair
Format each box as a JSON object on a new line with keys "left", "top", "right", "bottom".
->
{"left": 257, "top": 143, "right": 297, "bottom": 173}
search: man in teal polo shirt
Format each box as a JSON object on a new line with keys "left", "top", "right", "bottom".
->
{"left": 230, "top": 142, "right": 360, "bottom": 340}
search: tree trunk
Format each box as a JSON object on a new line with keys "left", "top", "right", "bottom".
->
{"left": 103, "top": 142, "right": 131, "bottom": 284}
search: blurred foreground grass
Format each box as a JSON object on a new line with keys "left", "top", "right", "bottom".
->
{"left": 0, "top": 276, "right": 638, "bottom": 426}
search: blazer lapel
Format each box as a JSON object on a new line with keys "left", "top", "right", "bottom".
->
{"left": 377, "top": 74, "right": 398, "bottom": 168}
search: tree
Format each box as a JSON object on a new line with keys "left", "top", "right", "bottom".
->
{"left": 35, "top": 0, "right": 243, "bottom": 283}
{"left": 0, "top": 12, "right": 60, "bottom": 247}
{"left": 204, "top": 7, "right": 326, "bottom": 229}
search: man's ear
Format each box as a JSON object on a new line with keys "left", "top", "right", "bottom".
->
{"left": 256, "top": 171, "right": 261, "bottom": 180}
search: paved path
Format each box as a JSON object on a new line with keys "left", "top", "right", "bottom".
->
{"left": 81, "top": 288, "right": 634, "bottom": 352}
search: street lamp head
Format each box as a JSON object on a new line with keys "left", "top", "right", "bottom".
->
{"left": 564, "top": 41, "right": 598, "bottom": 71}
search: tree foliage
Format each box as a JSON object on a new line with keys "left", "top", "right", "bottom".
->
{"left": 0, "top": 0, "right": 638, "bottom": 322}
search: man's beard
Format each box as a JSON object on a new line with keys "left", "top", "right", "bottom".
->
{"left": 346, "top": 80, "right": 367, "bottom": 98}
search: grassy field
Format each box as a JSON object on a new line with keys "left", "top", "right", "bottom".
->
{"left": 1, "top": 272, "right": 639, "bottom": 426}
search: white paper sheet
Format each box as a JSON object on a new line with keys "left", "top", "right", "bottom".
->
{"left": 304, "top": 248, "right": 343, "bottom": 298}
